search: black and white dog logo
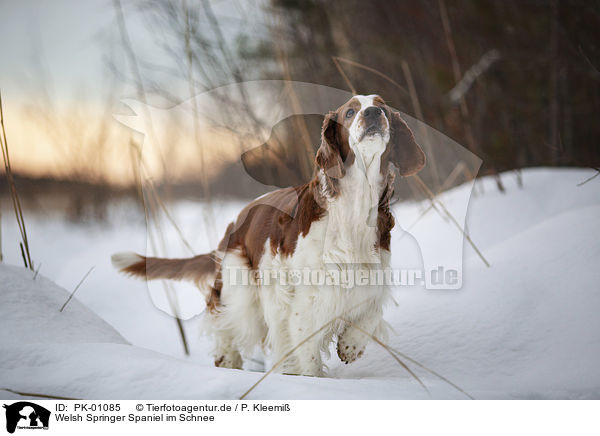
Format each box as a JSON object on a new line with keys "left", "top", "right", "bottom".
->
{"left": 3, "top": 402, "right": 50, "bottom": 433}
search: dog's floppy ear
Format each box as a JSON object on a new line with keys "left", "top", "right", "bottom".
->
{"left": 388, "top": 109, "right": 426, "bottom": 176}
{"left": 315, "top": 111, "right": 345, "bottom": 179}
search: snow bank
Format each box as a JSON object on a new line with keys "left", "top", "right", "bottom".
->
{"left": 1, "top": 168, "right": 599, "bottom": 399}
{"left": 0, "top": 265, "right": 125, "bottom": 346}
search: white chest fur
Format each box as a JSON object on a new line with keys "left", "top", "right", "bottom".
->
{"left": 294, "top": 135, "right": 387, "bottom": 268}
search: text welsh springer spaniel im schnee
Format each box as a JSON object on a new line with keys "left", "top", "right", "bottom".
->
{"left": 112, "top": 95, "right": 425, "bottom": 376}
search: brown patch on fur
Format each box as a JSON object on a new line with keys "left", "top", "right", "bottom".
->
{"left": 315, "top": 105, "right": 356, "bottom": 197}
{"left": 219, "top": 181, "right": 325, "bottom": 268}
{"left": 204, "top": 182, "right": 326, "bottom": 313}
{"left": 384, "top": 109, "right": 426, "bottom": 176}
{"left": 376, "top": 173, "right": 396, "bottom": 251}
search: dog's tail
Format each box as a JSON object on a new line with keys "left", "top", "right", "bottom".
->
{"left": 111, "top": 251, "right": 220, "bottom": 291}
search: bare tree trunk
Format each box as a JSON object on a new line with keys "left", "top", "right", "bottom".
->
{"left": 439, "top": 0, "right": 504, "bottom": 192}
{"left": 549, "top": 0, "right": 561, "bottom": 163}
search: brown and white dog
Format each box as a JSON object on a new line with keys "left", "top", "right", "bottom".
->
{"left": 112, "top": 95, "right": 425, "bottom": 376}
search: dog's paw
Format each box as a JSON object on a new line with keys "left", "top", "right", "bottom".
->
{"left": 214, "top": 351, "right": 243, "bottom": 369}
{"left": 336, "top": 337, "right": 365, "bottom": 364}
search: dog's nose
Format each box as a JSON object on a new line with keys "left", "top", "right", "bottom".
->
{"left": 363, "top": 106, "right": 381, "bottom": 120}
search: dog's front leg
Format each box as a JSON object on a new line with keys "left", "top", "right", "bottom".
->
{"left": 287, "top": 318, "right": 328, "bottom": 376}
{"left": 286, "top": 292, "right": 328, "bottom": 377}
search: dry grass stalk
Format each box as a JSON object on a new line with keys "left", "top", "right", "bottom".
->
{"left": 239, "top": 318, "right": 335, "bottom": 400}
{"left": 1, "top": 388, "right": 82, "bottom": 401}
{"left": 19, "top": 243, "right": 28, "bottom": 269}
{"left": 0, "top": 92, "right": 33, "bottom": 270}
{"left": 139, "top": 168, "right": 191, "bottom": 356}
{"left": 136, "top": 156, "right": 191, "bottom": 356}
{"left": 332, "top": 56, "right": 357, "bottom": 95}
{"left": 239, "top": 299, "right": 428, "bottom": 399}
{"left": 577, "top": 169, "right": 600, "bottom": 187}
{"left": 141, "top": 174, "right": 196, "bottom": 256}
{"left": 413, "top": 175, "right": 490, "bottom": 267}
{"left": 438, "top": 0, "right": 477, "bottom": 155}
{"left": 438, "top": 0, "right": 504, "bottom": 193}
{"left": 343, "top": 319, "right": 474, "bottom": 399}
{"left": 401, "top": 60, "right": 441, "bottom": 191}
{"left": 183, "top": 3, "right": 218, "bottom": 248}
{"left": 114, "top": 0, "right": 191, "bottom": 355}
{"left": 439, "top": 161, "right": 469, "bottom": 192}
{"left": 239, "top": 302, "right": 473, "bottom": 399}
{"left": 272, "top": 15, "right": 317, "bottom": 181}
{"left": 32, "top": 263, "right": 42, "bottom": 280}
{"left": 399, "top": 161, "right": 473, "bottom": 239}
{"left": 340, "top": 318, "right": 430, "bottom": 396}
{"left": 397, "top": 203, "right": 436, "bottom": 242}
{"left": 332, "top": 56, "right": 409, "bottom": 97}
{"left": 239, "top": 300, "right": 375, "bottom": 399}
{"left": 0, "top": 201, "right": 2, "bottom": 262}
{"left": 59, "top": 266, "right": 95, "bottom": 312}
{"left": 162, "top": 280, "right": 190, "bottom": 355}
{"left": 383, "top": 345, "right": 475, "bottom": 400}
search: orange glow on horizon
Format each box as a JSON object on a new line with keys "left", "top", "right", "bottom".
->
{"left": 2, "top": 99, "right": 254, "bottom": 187}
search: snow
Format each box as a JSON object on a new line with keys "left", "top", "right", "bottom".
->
{"left": 1, "top": 167, "right": 599, "bottom": 399}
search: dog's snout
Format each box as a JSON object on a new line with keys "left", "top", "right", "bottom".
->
{"left": 363, "top": 106, "right": 381, "bottom": 120}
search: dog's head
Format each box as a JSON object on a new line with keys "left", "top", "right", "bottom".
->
{"left": 316, "top": 94, "right": 425, "bottom": 180}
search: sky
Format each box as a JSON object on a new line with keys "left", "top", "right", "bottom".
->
{"left": 0, "top": 0, "right": 116, "bottom": 102}
{"left": 0, "top": 0, "right": 266, "bottom": 184}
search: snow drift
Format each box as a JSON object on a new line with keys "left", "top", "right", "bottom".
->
{"left": 1, "top": 168, "right": 599, "bottom": 399}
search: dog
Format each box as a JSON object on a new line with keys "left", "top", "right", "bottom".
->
{"left": 112, "top": 94, "right": 425, "bottom": 376}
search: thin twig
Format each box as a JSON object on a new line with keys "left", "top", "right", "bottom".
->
{"left": 0, "top": 91, "right": 33, "bottom": 270}
{"left": 1, "top": 388, "right": 82, "bottom": 400}
{"left": 142, "top": 175, "right": 196, "bottom": 255}
{"left": 32, "top": 263, "right": 42, "bottom": 280}
{"left": 578, "top": 45, "right": 600, "bottom": 77}
{"left": 59, "top": 266, "right": 95, "bottom": 312}
{"left": 272, "top": 16, "right": 317, "bottom": 180}
{"left": 439, "top": 161, "right": 469, "bottom": 192}
{"left": 162, "top": 281, "right": 190, "bottom": 355}
{"left": 114, "top": 0, "right": 189, "bottom": 356}
{"left": 401, "top": 60, "right": 441, "bottom": 191}
{"left": 332, "top": 57, "right": 357, "bottom": 94}
{"left": 385, "top": 346, "right": 474, "bottom": 399}
{"left": 438, "top": 0, "right": 504, "bottom": 192}
{"left": 397, "top": 203, "right": 435, "bottom": 242}
{"left": 543, "top": 140, "right": 600, "bottom": 187}
{"left": 183, "top": 0, "right": 219, "bottom": 249}
{"left": 398, "top": 163, "right": 474, "bottom": 242}
{"left": 239, "top": 300, "right": 374, "bottom": 399}
{"left": 577, "top": 170, "right": 600, "bottom": 187}
{"left": 414, "top": 175, "right": 490, "bottom": 267}
{"left": 240, "top": 299, "right": 434, "bottom": 399}
{"left": 340, "top": 319, "right": 430, "bottom": 396}
{"left": 239, "top": 319, "right": 336, "bottom": 399}
{"left": 332, "top": 56, "right": 409, "bottom": 96}
{"left": 19, "top": 243, "right": 27, "bottom": 269}
{"left": 448, "top": 49, "right": 501, "bottom": 104}
{"left": 0, "top": 199, "right": 3, "bottom": 262}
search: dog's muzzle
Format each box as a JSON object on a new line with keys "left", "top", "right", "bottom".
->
{"left": 360, "top": 106, "right": 386, "bottom": 141}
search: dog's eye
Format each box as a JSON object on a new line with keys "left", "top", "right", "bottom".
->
{"left": 345, "top": 109, "right": 355, "bottom": 118}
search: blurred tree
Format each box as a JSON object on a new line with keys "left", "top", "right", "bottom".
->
{"left": 239, "top": 0, "right": 600, "bottom": 182}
